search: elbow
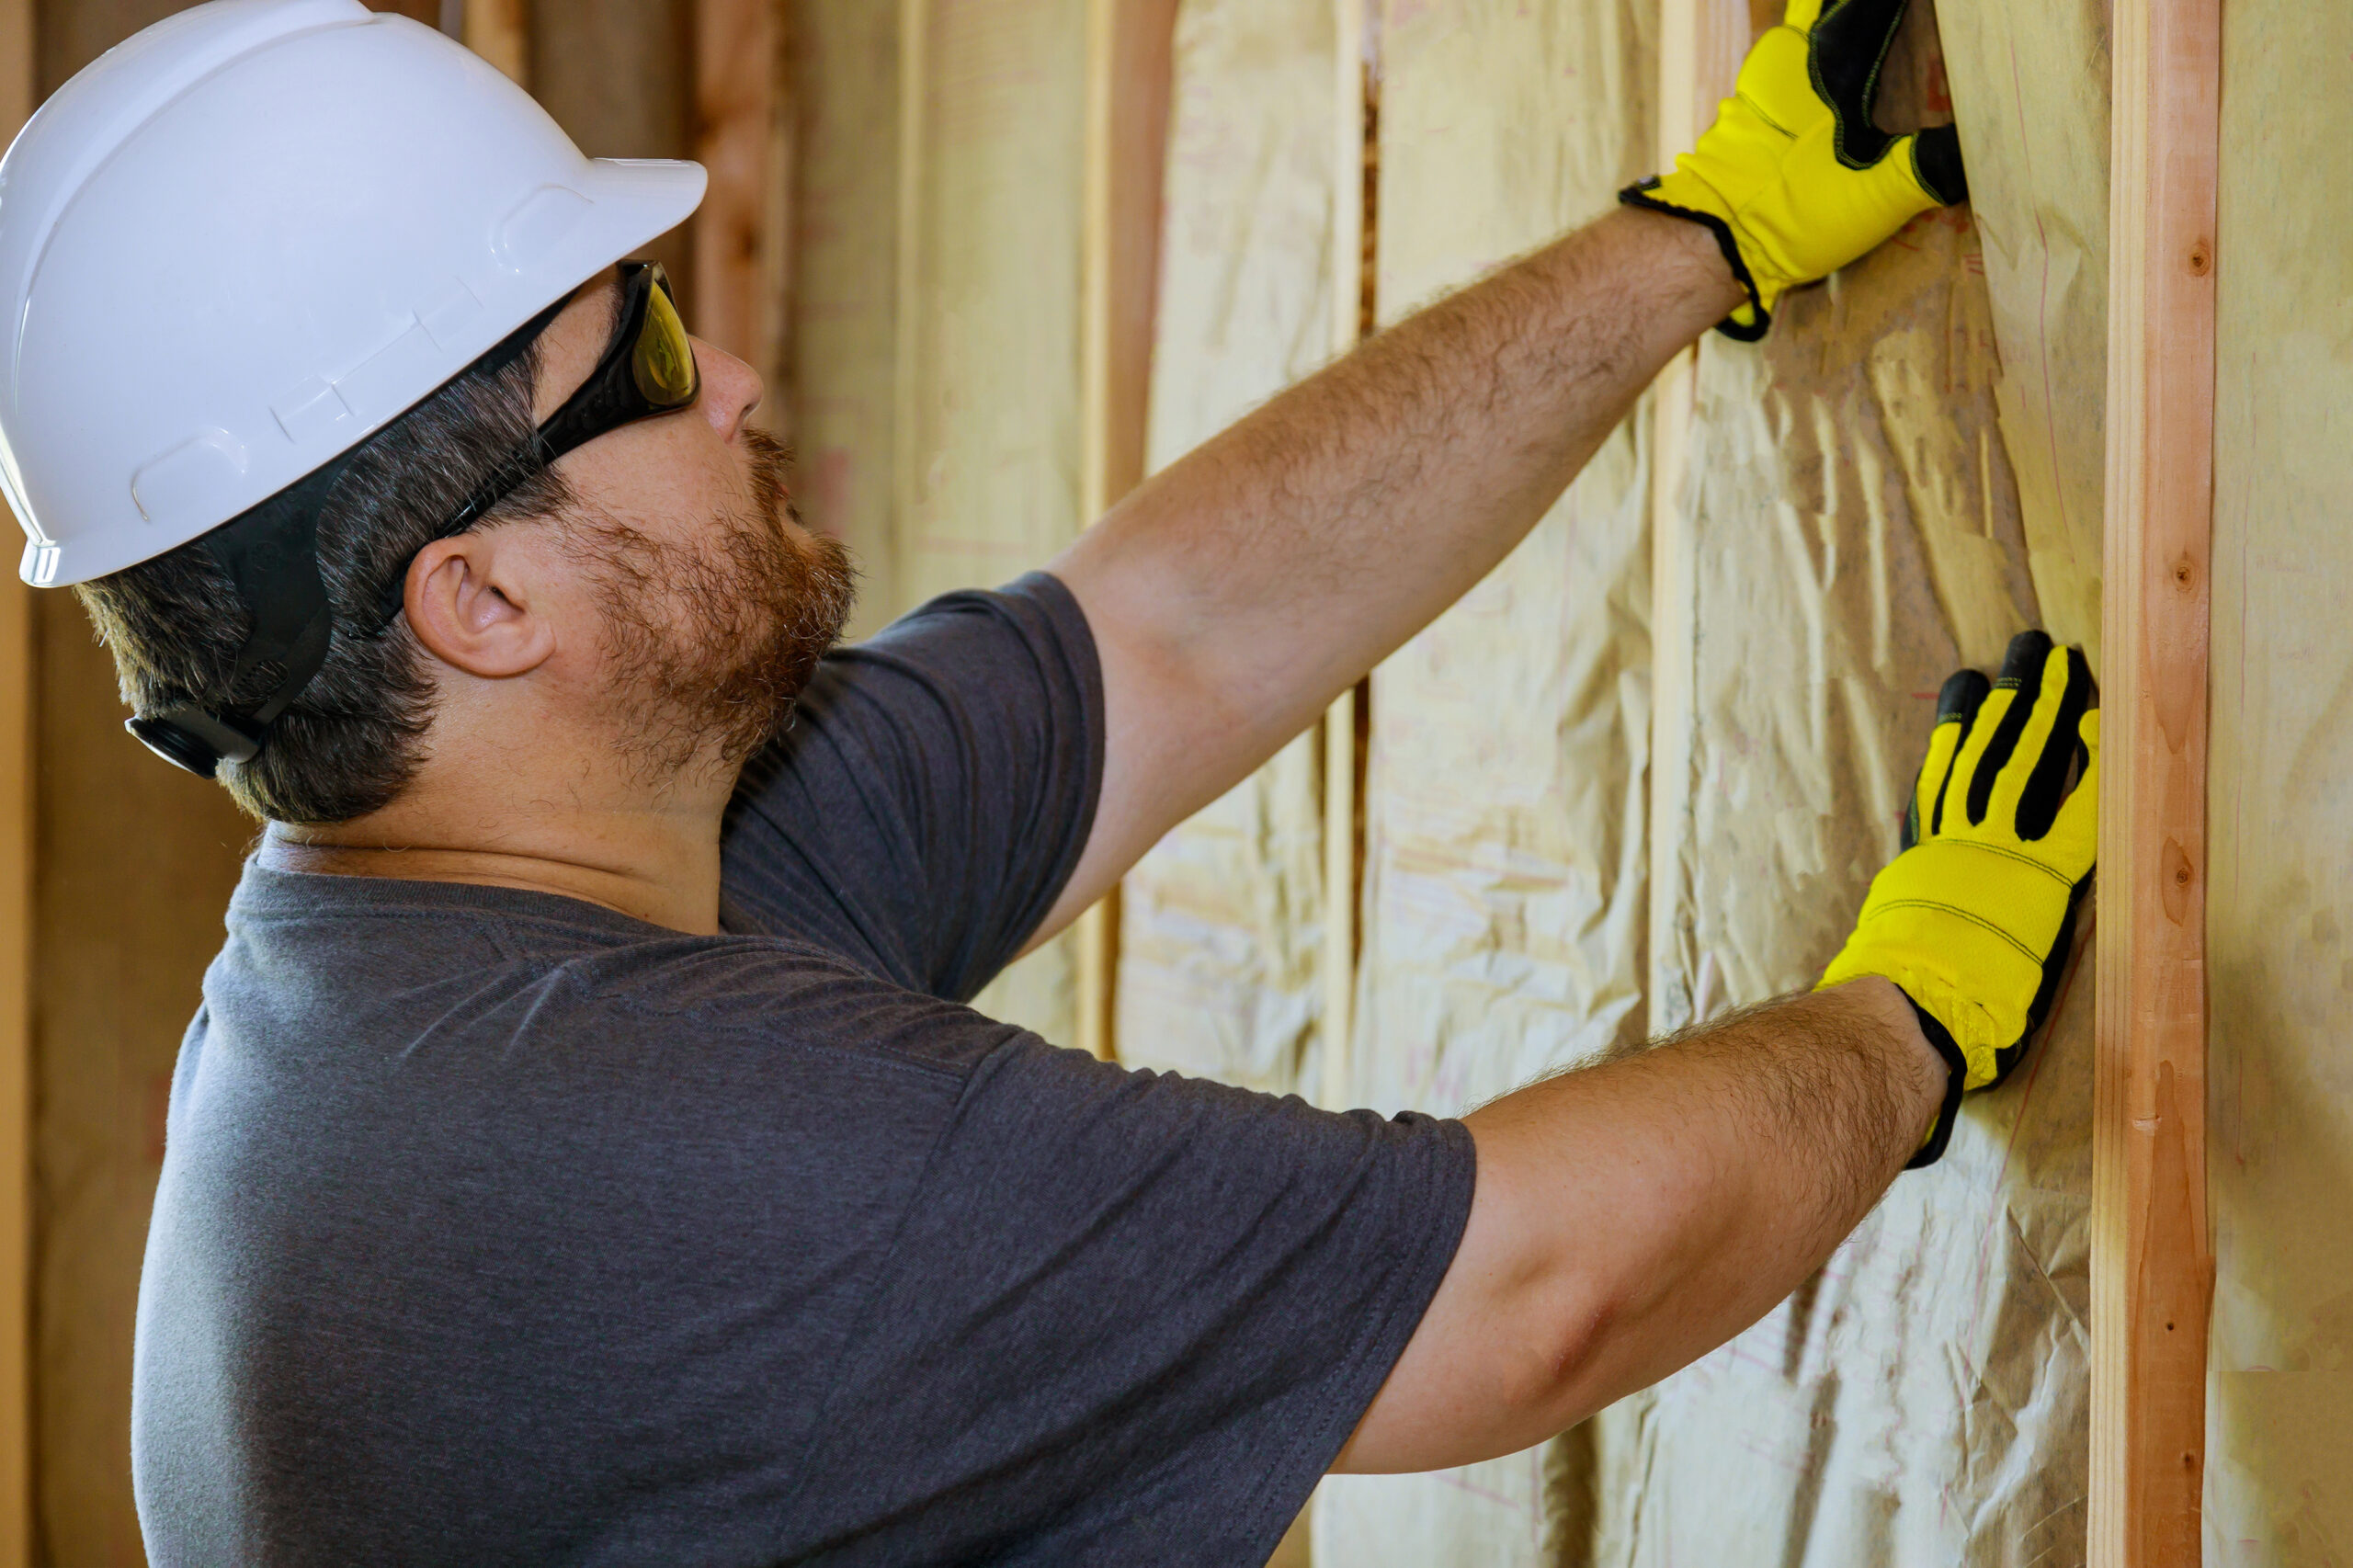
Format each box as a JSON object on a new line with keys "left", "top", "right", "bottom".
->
{"left": 1512, "top": 1270, "right": 1624, "bottom": 1430}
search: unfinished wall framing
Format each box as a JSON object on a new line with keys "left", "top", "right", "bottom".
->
{"left": 1110, "top": 0, "right": 1342, "bottom": 1096}
{"left": 5, "top": 0, "right": 2340, "bottom": 1558}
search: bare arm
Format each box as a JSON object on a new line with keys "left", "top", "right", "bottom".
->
{"left": 1331, "top": 975, "right": 1945, "bottom": 1472}
{"left": 1035, "top": 207, "right": 1741, "bottom": 936}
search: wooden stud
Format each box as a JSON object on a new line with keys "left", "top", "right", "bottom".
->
{"left": 2090, "top": 0, "right": 2220, "bottom": 1560}
{"left": 1647, "top": 0, "right": 1769, "bottom": 1035}
{"left": 891, "top": 0, "right": 926, "bottom": 642}
{"left": 1319, "top": 0, "right": 1372, "bottom": 1111}
{"left": 462, "top": 0, "right": 530, "bottom": 86}
{"left": 1074, "top": 0, "right": 1179, "bottom": 1062}
{"left": 1075, "top": 0, "right": 1177, "bottom": 1064}
{"left": 693, "top": 0, "right": 791, "bottom": 420}
{"left": 0, "top": 6, "right": 33, "bottom": 1563}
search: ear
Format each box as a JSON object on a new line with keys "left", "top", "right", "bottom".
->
{"left": 401, "top": 532, "right": 558, "bottom": 680}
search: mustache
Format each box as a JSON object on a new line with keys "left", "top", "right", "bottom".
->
{"left": 742, "top": 426, "right": 802, "bottom": 535}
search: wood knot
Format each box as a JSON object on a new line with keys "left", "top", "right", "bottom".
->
{"left": 2188, "top": 241, "right": 2213, "bottom": 277}
{"left": 2172, "top": 554, "right": 2199, "bottom": 592}
{"left": 2162, "top": 838, "right": 2196, "bottom": 920}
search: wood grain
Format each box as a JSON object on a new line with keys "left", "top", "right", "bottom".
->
{"left": 2090, "top": 0, "right": 2220, "bottom": 1559}
{"left": 693, "top": 0, "right": 791, "bottom": 424}
{"left": 1319, "top": 0, "right": 1370, "bottom": 1111}
{"left": 0, "top": 12, "right": 32, "bottom": 1566}
{"left": 463, "top": 0, "right": 530, "bottom": 85}
{"left": 1073, "top": 0, "right": 1178, "bottom": 1062}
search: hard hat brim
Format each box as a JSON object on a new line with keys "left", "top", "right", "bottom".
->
{"left": 18, "top": 155, "right": 709, "bottom": 588}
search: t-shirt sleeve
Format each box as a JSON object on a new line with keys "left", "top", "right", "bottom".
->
{"left": 720, "top": 571, "right": 1103, "bottom": 1003}
{"left": 780, "top": 1038, "right": 1478, "bottom": 1564}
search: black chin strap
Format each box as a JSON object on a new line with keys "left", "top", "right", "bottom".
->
{"left": 125, "top": 459, "right": 347, "bottom": 779}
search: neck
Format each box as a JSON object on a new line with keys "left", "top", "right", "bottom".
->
{"left": 263, "top": 753, "right": 737, "bottom": 936}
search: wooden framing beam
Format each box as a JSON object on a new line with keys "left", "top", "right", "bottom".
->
{"left": 461, "top": 0, "right": 530, "bottom": 85}
{"left": 1074, "top": 0, "right": 1179, "bottom": 1062}
{"left": 1318, "top": 0, "right": 1373, "bottom": 1112}
{"left": 693, "top": 0, "right": 791, "bottom": 418}
{"left": 1646, "top": 0, "right": 1768, "bottom": 1037}
{"left": 2090, "top": 0, "right": 2220, "bottom": 1559}
{"left": 0, "top": 6, "right": 32, "bottom": 1562}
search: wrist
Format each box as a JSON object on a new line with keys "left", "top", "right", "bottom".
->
{"left": 1827, "top": 975, "right": 1954, "bottom": 1165}
{"left": 1603, "top": 203, "right": 1752, "bottom": 347}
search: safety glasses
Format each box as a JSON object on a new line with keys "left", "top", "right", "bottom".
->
{"left": 372, "top": 260, "right": 700, "bottom": 622}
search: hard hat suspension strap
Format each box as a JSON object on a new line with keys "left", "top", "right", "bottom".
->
{"left": 125, "top": 458, "right": 347, "bottom": 779}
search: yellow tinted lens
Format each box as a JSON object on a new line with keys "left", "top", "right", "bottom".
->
{"left": 631, "top": 282, "right": 698, "bottom": 405}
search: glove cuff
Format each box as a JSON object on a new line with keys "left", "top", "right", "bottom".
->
{"left": 1618, "top": 177, "right": 1770, "bottom": 342}
{"left": 1903, "top": 997, "right": 1969, "bottom": 1170}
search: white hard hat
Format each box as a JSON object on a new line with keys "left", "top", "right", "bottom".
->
{"left": 0, "top": 0, "right": 707, "bottom": 589}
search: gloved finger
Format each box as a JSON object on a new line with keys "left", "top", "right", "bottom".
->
{"left": 1781, "top": 0, "right": 1829, "bottom": 37}
{"left": 1910, "top": 666, "right": 1990, "bottom": 846}
{"left": 2043, "top": 707, "right": 2101, "bottom": 882}
{"left": 1958, "top": 629, "right": 2053, "bottom": 827}
{"left": 2003, "top": 644, "right": 2095, "bottom": 840}
{"left": 1811, "top": 0, "right": 1910, "bottom": 142}
{"left": 1909, "top": 124, "right": 1969, "bottom": 204}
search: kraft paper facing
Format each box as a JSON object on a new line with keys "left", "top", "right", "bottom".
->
{"left": 896, "top": 0, "right": 1090, "bottom": 1040}
{"left": 2203, "top": 0, "right": 2353, "bottom": 1552}
{"left": 1315, "top": 0, "right": 1657, "bottom": 1557}
{"left": 1113, "top": 0, "right": 1336, "bottom": 1097}
{"left": 1323, "top": 0, "right": 2112, "bottom": 1559}
{"left": 1932, "top": 0, "right": 2109, "bottom": 666}
{"left": 1613, "top": 10, "right": 2100, "bottom": 1558}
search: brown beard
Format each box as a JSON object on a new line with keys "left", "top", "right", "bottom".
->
{"left": 573, "top": 428, "right": 858, "bottom": 782}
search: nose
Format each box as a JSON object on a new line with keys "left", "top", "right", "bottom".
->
{"left": 690, "top": 335, "right": 765, "bottom": 442}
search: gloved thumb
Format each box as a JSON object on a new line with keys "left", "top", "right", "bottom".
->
{"left": 2045, "top": 707, "right": 2100, "bottom": 881}
{"left": 1909, "top": 124, "right": 1969, "bottom": 205}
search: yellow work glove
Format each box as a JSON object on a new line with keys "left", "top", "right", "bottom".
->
{"left": 1620, "top": 0, "right": 1968, "bottom": 339}
{"left": 1820, "top": 631, "right": 2098, "bottom": 1166}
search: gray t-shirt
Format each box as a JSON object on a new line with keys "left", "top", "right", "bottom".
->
{"left": 131, "top": 573, "right": 1475, "bottom": 1566}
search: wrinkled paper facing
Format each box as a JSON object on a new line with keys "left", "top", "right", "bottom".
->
{"left": 892, "top": 0, "right": 1090, "bottom": 1039}
{"left": 1599, "top": 8, "right": 2098, "bottom": 1560}
{"left": 1315, "top": 0, "right": 1656, "bottom": 1557}
{"left": 1324, "top": 0, "right": 2110, "bottom": 1560}
{"left": 1114, "top": 0, "right": 1336, "bottom": 1096}
{"left": 1618, "top": 213, "right": 2097, "bottom": 1546}
{"left": 2203, "top": 0, "right": 2353, "bottom": 1555}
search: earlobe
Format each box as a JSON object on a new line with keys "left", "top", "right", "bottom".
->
{"left": 402, "top": 536, "right": 557, "bottom": 680}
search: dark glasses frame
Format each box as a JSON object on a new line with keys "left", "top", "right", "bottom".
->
{"left": 370, "top": 260, "right": 701, "bottom": 623}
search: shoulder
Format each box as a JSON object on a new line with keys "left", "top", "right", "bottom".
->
{"left": 516, "top": 932, "right": 1034, "bottom": 1083}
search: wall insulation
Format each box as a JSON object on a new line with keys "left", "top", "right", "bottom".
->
{"left": 2205, "top": 0, "right": 2353, "bottom": 1552}
{"left": 849, "top": 0, "right": 1089, "bottom": 1039}
{"left": 1314, "top": 0, "right": 1657, "bottom": 1555}
{"left": 1319, "top": 0, "right": 2117, "bottom": 1559}
{"left": 1603, "top": 3, "right": 2100, "bottom": 1555}
{"left": 1111, "top": 0, "right": 1336, "bottom": 1096}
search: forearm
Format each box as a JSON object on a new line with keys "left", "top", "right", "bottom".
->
{"left": 1337, "top": 976, "right": 1943, "bottom": 1473}
{"left": 1052, "top": 207, "right": 1739, "bottom": 864}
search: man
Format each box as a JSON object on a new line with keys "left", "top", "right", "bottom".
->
{"left": 0, "top": 0, "right": 2096, "bottom": 1562}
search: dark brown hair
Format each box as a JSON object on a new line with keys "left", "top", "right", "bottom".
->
{"left": 75, "top": 346, "right": 569, "bottom": 824}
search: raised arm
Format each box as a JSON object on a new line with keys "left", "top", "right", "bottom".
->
{"left": 1038, "top": 0, "right": 1963, "bottom": 938}
{"left": 1045, "top": 208, "right": 1735, "bottom": 932}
